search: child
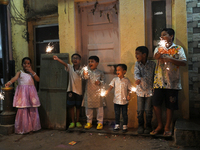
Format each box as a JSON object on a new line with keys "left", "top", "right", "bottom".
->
{"left": 5, "top": 57, "right": 41, "bottom": 134}
{"left": 53, "top": 53, "right": 83, "bottom": 129}
{"left": 134, "top": 46, "right": 156, "bottom": 134}
{"left": 106, "top": 64, "right": 132, "bottom": 133}
{"left": 150, "top": 28, "right": 186, "bottom": 136}
{"left": 82, "top": 56, "right": 104, "bottom": 130}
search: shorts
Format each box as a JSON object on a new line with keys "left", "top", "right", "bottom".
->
{"left": 67, "top": 91, "right": 83, "bottom": 108}
{"left": 152, "top": 89, "right": 179, "bottom": 110}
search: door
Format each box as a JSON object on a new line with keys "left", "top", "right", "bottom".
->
{"left": 80, "top": 1, "right": 119, "bottom": 120}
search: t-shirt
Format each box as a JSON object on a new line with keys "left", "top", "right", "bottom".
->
{"left": 65, "top": 64, "right": 82, "bottom": 95}
{"left": 153, "top": 43, "right": 187, "bottom": 89}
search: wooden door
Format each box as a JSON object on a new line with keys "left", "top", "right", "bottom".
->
{"left": 80, "top": 1, "right": 119, "bottom": 120}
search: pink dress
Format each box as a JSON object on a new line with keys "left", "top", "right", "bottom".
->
{"left": 13, "top": 70, "right": 41, "bottom": 134}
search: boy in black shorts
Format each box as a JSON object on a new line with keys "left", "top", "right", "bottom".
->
{"left": 53, "top": 54, "right": 83, "bottom": 128}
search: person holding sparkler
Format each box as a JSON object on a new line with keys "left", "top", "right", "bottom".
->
{"left": 5, "top": 57, "right": 41, "bottom": 134}
{"left": 150, "top": 28, "right": 187, "bottom": 136}
{"left": 134, "top": 46, "right": 156, "bottom": 134}
{"left": 53, "top": 53, "right": 83, "bottom": 129}
{"left": 106, "top": 64, "right": 132, "bottom": 133}
{"left": 82, "top": 56, "right": 104, "bottom": 130}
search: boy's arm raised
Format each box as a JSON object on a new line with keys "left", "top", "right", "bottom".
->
{"left": 53, "top": 55, "right": 68, "bottom": 69}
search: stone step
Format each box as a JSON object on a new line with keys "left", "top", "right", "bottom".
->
{"left": 174, "top": 119, "right": 200, "bottom": 147}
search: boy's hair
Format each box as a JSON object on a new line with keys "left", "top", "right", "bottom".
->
{"left": 89, "top": 55, "right": 99, "bottom": 63}
{"left": 22, "top": 57, "right": 32, "bottom": 65}
{"left": 136, "top": 46, "right": 149, "bottom": 58}
{"left": 162, "top": 28, "right": 175, "bottom": 42}
{"left": 71, "top": 53, "right": 81, "bottom": 59}
{"left": 117, "top": 64, "right": 127, "bottom": 71}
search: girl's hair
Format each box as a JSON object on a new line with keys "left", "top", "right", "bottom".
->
{"left": 136, "top": 46, "right": 149, "bottom": 58}
{"left": 22, "top": 57, "right": 32, "bottom": 65}
{"left": 117, "top": 64, "right": 127, "bottom": 71}
{"left": 89, "top": 55, "right": 99, "bottom": 63}
{"left": 162, "top": 28, "right": 175, "bottom": 41}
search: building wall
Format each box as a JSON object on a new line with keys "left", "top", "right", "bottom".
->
{"left": 10, "top": 0, "right": 189, "bottom": 128}
{"left": 10, "top": 0, "right": 28, "bottom": 73}
{"left": 186, "top": 0, "right": 200, "bottom": 118}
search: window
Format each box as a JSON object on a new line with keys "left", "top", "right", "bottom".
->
{"left": 34, "top": 24, "right": 60, "bottom": 89}
{"left": 146, "top": 0, "right": 172, "bottom": 57}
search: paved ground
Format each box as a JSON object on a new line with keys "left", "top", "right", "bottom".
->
{"left": 0, "top": 129, "right": 199, "bottom": 150}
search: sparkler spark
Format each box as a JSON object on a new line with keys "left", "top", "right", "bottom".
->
{"left": 131, "top": 87, "right": 136, "bottom": 93}
{"left": 0, "top": 92, "right": 5, "bottom": 100}
{"left": 83, "top": 66, "right": 88, "bottom": 72}
{"left": 158, "top": 39, "right": 167, "bottom": 47}
{"left": 100, "top": 89, "right": 106, "bottom": 97}
{"left": 46, "top": 43, "right": 54, "bottom": 53}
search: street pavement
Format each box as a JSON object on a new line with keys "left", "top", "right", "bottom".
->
{"left": 0, "top": 128, "right": 199, "bottom": 150}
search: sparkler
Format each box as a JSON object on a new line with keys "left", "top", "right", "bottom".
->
{"left": 158, "top": 39, "right": 167, "bottom": 48}
{"left": 100, "top": 89, "right": 106, "bottom": 97}
{"left": 46, "top": 43, "right": 54, "bottom": 53}
{"left": 0, "top": 92, "right": 5, "bottom": 100}
{"left": 131, "top": 86, "right": 136, "bottom": 93}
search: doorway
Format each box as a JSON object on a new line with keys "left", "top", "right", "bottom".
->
{"left": 79, "top": 0, "right": 120, "bottom": 120}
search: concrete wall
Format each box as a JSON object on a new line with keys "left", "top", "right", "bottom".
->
{"left": 10, "top": 0, "right": 28, "bottom": 72}
{"left": 186, "top": 0, "right": 200, "bottom": 118}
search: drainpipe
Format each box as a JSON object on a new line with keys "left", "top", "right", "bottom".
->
{"left": 0, "top": 0, "right": 16, "bottom": 135}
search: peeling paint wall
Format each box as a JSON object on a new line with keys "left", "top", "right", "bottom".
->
{"left": 10, "top": 0, "right": 28, "bottom": 72}
{"left": 119, "top": 0, "right": 145, "bottom": 128}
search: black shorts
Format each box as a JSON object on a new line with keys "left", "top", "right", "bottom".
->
{"left": 152, "top": 89, "right": 179, "bottom": 110}
{"left": 67, "top": 91, "right": 83, "bottom": 108}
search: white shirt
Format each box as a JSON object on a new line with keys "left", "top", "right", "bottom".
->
{"left": 109, "top": 77, "right": 132, "bottom": 105}
{"left": 65, "top": 64, "right": 82, "bottom": 95}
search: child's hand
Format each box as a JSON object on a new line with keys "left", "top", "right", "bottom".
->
{"left": 53, "top": 55, "right": 58, "bottom": 60}
{"left": 25, "top": 66, "right": 33, "bottom": 73}
{"left": 135, "top": 79, "right": 141, "bottom": 85}
{"left": 95, "top": 80, "right": 100, "bottom": 85}
{"left": 127, "top": 95, "right": 130, "bottom": 101}
{"left": 5, "top": 82, "right": 11, "bottom": 87}
{"left": 158, "top": 47, "right": 167, "bottom": 54}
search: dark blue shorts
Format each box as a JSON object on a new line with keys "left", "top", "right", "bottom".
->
{"left": 67, "top": 91, "right": 83, "bottom": 108}
{"left": 152, "top": 89, "right": 179, "bottom": 110}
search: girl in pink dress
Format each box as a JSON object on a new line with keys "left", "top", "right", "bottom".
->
{"left": 5, "top": 57, "right": 41, "bottom": 134}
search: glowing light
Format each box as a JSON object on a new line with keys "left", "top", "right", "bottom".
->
{"left": 166, "top": 67, "right": 170, "bottom": 70}
{"left": 46, "top": 43, "right": 54, "bottom": 53}
{"left": 100, "top": 89, "right": 106, "bottom": 97}
{"left": 158, "top": 39, "right": 167, "bottom": 48}
{"left": 131, "top": 87, "right": 136, "bottom": 93}
{"left": 0, "top": 92, "right": 5, "bottom": 100}
{"left": 83, "top": 66, "right": 88, "bottom": 72}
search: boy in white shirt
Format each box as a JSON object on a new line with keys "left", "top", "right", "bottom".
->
{"left": 53, "top": 53, "right": 83, "bottom": 129}
{"left": 106, "top": 64, "right": 132, "bottom": 132}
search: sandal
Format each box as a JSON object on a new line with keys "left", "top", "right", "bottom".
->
{"left": 163, "top": 131, "right": 172, "bottom": 137}
{"left": 150, "top": 129, "right": 163, "bottom": 135}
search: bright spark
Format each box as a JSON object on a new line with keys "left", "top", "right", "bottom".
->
{"left": 46, "top": 43, "right": 54, "bottom": 53}
{"left": 158, "top": 39, "right": 167, "bottom": 48}
{"left": 100, "top": 89, "right": 106, "bottom": 97}
{"left": 0, "top": 92, "right": 4, "bottom": 100}
{"left": 131, "top": 87, "right": 136, "bottom": 93}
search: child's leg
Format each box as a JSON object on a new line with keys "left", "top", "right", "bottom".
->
{"left": 86, "top": 108, "right": 93, "bottom": 123}
{"left": 15, "top": 108, "right": 32, "bottom": 134}
{"left": 165, "top": 108, "right": 173, "bottom": 131}
{"left": 70, "top": 107, "right": 75, "bottom": 122}
{"left": 76, "top": 107, "right": 81, "bottom": 122}
{"left": 137, "top": 96, "right": 145, "bottom": 127}
{"left": 144, "top": 97, "right": 153, "bottom": 128}
{"left": 153, "top": 106, "right": 163, "bottom": 130}
{"left": 96, "top": 107, "right": 103, "bottom": 124}
{"left": 114, "top": 104, "right": 120, "bottom": 125}
{"left": 29, "top": 107, "right": 41, "bottom": 131}
{"left": 121, "top": 104, "right": 128, "bottom": 125}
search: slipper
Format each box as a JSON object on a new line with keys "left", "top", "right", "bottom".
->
{"left": 150, "top": 129, "right": 163, "bottom": 135}
{"left": 163, "top": 131, "right": 172, "bottom": 137}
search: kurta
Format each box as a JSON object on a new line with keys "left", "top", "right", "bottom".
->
{"left": 83, "top": 69, "right": 105, "bottom": 108}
